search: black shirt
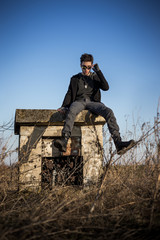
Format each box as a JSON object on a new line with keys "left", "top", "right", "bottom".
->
{"left": 61, "top": 70, "right": 109, "bottom": 108}
{"left": 75, "top": 73, "right": 94, "bottom": 101}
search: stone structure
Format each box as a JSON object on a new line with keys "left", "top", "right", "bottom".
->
{"left": 14, "top": 109, "right": 106, "bottom": 191}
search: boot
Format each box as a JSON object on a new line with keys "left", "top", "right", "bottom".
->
{"left": 115, "top": 139, "right": 135, "bottom": 155}
{"left": 54, "top": 135, "right": 69, "bottom": 152}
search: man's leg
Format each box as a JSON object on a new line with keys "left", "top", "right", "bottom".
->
{"left": 86, "top": 102, "right": 135, "bottom": 154}
{"left": 86, "top": 102, "right": 121, "bottom": 142}
{"left": 62, "top": 101, "right": 86, "bottom": 137}
{"left": 54, "top": 101, "right": 86, "bottom": 152}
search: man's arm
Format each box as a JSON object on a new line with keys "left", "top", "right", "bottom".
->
{"left": 57, "top": 79, "right": 72, "bottom": 113}
{"left": 61, "top": 86, "right": 72, "bottom": 108}
{"left": 56, "top": 80, "right": 72, "bottom": 113}
{"left": 92, "top": 64, "right": 109, "bottom": 91}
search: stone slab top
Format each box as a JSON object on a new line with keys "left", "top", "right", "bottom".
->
{"left": 14, "top": 109, "right": 106, "bottom": 135}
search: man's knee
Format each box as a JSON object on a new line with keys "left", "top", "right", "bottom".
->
{"left": 67, "top": 107, "right": 77, "bottom": 117}
{"left": 104, "top": 107, "right": 115, "bottom": 119}
{"left": 107, "top": 107, "right": 114, "bottom": 115}
{"left": 68, "top": 103, "right": 82, "bottom": 116}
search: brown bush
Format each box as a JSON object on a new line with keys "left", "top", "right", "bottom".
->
{"left": 0, "top": 116, "right": 160, "bottom": 240}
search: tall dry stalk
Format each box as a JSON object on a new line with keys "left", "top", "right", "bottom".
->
{"left": 149, "top": 97, "right": 160, "bottom": 229}
{"left": 1, "top": 115, "right": 160, "bottom": 239}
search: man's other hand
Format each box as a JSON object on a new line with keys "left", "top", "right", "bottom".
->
{"left": 57, "top": 107, "right": 68, "bottom": 114}
{"left": 92, "top": 63, "right": 100, "bottom": 72}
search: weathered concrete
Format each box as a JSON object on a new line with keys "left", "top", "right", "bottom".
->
{"left": 15, "top": 109, "right": 106, "bottom": 191}
{"left": 15, "top": 109, "right": 106, "bottom": 134}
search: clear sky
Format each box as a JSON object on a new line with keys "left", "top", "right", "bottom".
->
{"left": 0, "top": 0, "right": 160, "bottom": 138}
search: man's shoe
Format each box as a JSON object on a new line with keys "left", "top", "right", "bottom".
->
{"left": 116, "top": 140, "right": 135, "bottom": 155}
{"left": 54, "top": 138, "right": 68, "bottom": 152}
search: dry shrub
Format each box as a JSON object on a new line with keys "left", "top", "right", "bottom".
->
{"left": 1, "top": 163, "right": 160, "bottom": 239}
{"left": 0, "top": 117, "right": 160, "bottom": 240}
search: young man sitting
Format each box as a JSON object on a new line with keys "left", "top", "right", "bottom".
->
{"left": 54, "top": 53, "right": 135, "bottom": 155}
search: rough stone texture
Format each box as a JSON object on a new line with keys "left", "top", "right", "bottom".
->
{"left": 15, "top": 109, "right": 106, "bottom": 134}
{"left": 15, "top": 109, "right": 106, "bottom": 191}
{"left": 19, "top": 131, "right": 42, "bottom": 191}
{"left": 82, "top": 125, "right": 104, "bottom": 185}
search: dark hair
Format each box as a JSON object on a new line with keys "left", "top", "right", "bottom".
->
{"left": 80, "top": 53, "right": 94, "bottom": 64}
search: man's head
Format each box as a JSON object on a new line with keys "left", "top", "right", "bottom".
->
{"left": 80, "top": 53, "right": 93, "bottom": 76}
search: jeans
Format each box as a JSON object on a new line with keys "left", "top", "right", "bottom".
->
{"left": 62, "top": 99, "right": 121, "bottom": 143}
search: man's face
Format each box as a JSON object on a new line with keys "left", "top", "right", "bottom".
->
{"left": 81, "top": 61, "right": 92, "bottom": 76}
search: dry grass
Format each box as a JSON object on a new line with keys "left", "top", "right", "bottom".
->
{"left": 0, "top": 115, "right": 160, "bottom": 240}
{"left": 1, "top": 160, "right": 160, "bottom": 239}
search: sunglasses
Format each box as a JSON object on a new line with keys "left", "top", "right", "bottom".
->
{"left": 81, "top": 65, "right": 92, "bottom": 70}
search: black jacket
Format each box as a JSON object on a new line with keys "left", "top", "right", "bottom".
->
{"left": 61, "top": 70, "right": 109, "bottom": 108}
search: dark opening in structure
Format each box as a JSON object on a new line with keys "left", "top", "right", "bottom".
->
{"left": 41, "top": 156, "right": 83, "bottom": 189}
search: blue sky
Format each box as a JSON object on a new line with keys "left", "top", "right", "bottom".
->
{"left": 0, "top": 0, "right": 160, "bottom": 138}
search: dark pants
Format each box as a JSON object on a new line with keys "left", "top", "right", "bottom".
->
{"left": 62, "top": 99, "right": 121, "bottom": 143}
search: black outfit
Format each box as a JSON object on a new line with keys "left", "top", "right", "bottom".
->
{"left": 61, "top": 70, "right": 121, "bottom": 144}
{"left": 62, "top": 71, "right": 109, "bottom": 108}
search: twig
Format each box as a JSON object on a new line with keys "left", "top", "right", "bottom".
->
{"left": 90, "top": 120, "right": 160, "bottom": 214}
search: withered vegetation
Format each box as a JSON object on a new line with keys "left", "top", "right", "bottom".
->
{"left": 0, "top": 110, "right": 160, "bottom": 240}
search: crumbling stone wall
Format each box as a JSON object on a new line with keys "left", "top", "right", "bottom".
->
{"left": 15, "top": 110, "right": 105, "bottom": 191}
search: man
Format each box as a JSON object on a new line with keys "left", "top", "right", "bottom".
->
{"left": 54, "top": 53, "right": 135, "bottom": 155}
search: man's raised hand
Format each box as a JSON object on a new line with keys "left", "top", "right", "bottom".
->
{"left": 92, "top": 63, "right": 100, "bottom": 72}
